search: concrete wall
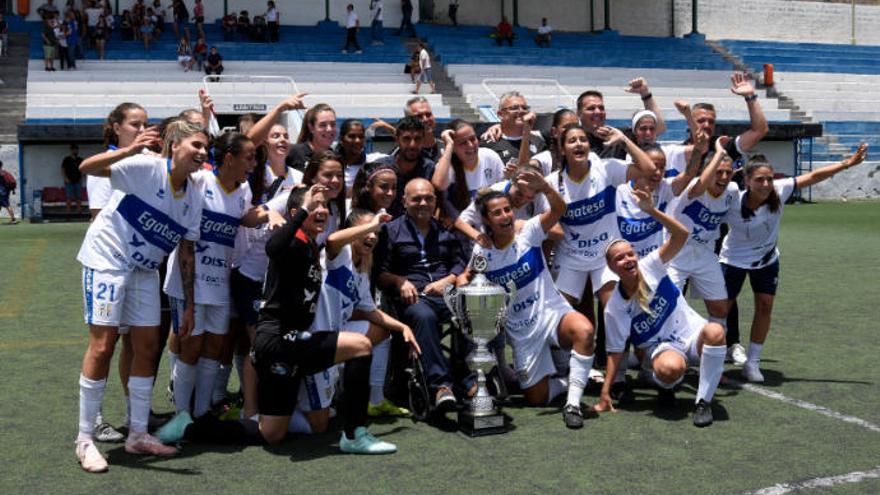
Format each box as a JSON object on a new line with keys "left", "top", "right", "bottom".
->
{"left": 811, "top": 160, "right": 880, "bottom": 200}
{"left": 22, "top": 0, "right": 421, "bottom": 27}
{"left": 20, "top": 142, "right": 105, "bottom": 214}
{"left": 1, "top": 145, "right": 20, "bottom": 218}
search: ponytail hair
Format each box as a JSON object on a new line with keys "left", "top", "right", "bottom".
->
{"left": 103, "top": 102, "right": 145, "bottom": 148}
{"left": 447, "top": 119, "right": 474, "bottom": 211}
{"left": 742, "top": 157, "right": 779, "bottom": 219}
{"left": 249, "top": 143, "right": 269, "bottom": 205}
{"left": 212, "top": 132, "right": 253, "bottom": 168}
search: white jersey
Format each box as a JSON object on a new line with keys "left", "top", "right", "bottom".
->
{"left": 445, "top": 148, "right": 505, "bottom": 198}
{"left": 669, "top": 179, "right": 738, "bottom": 253}
{"left": 604, "top": 251, "right": 703, "bottom": 353}
{"left": 87, "top": 176, "right": 116, "bottom": 211}
{"left": 548, "top": 155, "right": 629, "bottom": 271}
{"left": 477, "top": 217, "right": 571, "bottom": 340}
{"left": 615, "top": 179, "right": 676, "bottom": 258}
{"left": 720, "top": 177, "right": 796, "bottom": 269}
{"left": 532, "top": 150, "right": 553, "bottom": 176}
{"left": 165, "top": 171, "right": 252, "bottom": 305}
{"left": 458, "top": 179, "right": 549, "bottom": 232}
{"left": 234, "top": 165, "right": 302, "bottom": 281}
{"left": 77, "top": 156, "right": 202, "bottom": 272}
{"left": 345, "top": 162, "right": 363, "bottom": 191}
{"left": 310, "top": 245, "right": 376, "bottom": 333}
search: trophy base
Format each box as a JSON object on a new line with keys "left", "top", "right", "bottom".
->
{"left": 457, "top": 409, "right": 509, "bottom": 437}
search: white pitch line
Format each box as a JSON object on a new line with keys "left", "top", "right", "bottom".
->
{"left": 741, "top": 466, "right": 880, "bottom": 495}
{"left": 726, "top": 377, "right": 880, "bottom": 433}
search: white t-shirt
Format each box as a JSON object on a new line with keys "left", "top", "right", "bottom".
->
{"left": 234, "top": 165, "right": 303, "bottom": 281}
{"left": 548, "top": 156, "right": 629, "bottom": 271}
{"left": 371, "top": 0, "right": 383, "bottom": 21}
{"left": 266, "top": 7, "right": 279, "bottom": 22}
{"left": 419, "top": 48, "right": 431, "bottom": 70}
{"left": 87, "top": 176, "right": 115, "bottom": 211}
{"left": 669, "top": 179, "right": 738, "bottom": 252}
{"left": 77, "top": 156, "right": 202, "bottom": 272}
{"left": 720, "top": 177, "right": 796, "bottom": 269}
{"left": 457, "top": 179, "right": 549, "bottom": 232}
{"left": 604, "top": 250, "right": 702, "bottom": 353}
{"left": 165, "top": 171, "right": 252, "bottom": 305}
{"left": 345, "top": 163, "right": 363, "bottom": 191}
{"left": 446, "top": 148, "right": 505, "bottom": 198}
{"left": 532, "top": 150, "right": 553, "bottom": 176}
{"left": 537, "top": 25, "right": 552, "bottom": 35}
{"left": 86, "top": 8, "right": 103, "bottom": 26}
{"left": 346, "top": 11, "right": 358, "bottom": 28}
{"left": 476, "top": 217, "right": 571, "bottom": 339}
{"left": 615, "top": 178, "right": 676, "bottom": 258}
{"left": 310, "top": 245, "right": 376, "bottom": 333}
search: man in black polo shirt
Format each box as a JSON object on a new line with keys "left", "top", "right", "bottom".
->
{"left": 375, "top": 178, "right": 468, "bottom": 411}
{"left": 481, "top": 91, "right": 546, "bottom": 166}
{"left": 62, "top": 144, "right": 84, "bottom": 216}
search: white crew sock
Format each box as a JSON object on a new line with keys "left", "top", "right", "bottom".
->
{"left": 566, "top": 350, "right": 594, "bottom": 407}
{"left": 94, "top": 408, "right": 104, "bottom": 426}
{"left": 368, "top": 338, "right": 390, "bottom": 405}
{"left": 696, "top": 344, "right": 727, "bottom": 404}
{"left": 547, "top": 376, "right": 568, "bottom": 405}
{"left": 213, "top": 363, "right": 233, "bottom": 404}
{"left": 127, "top": 375, "right": 155, "bottom": 434}
{"left": 288, "top": 409, "right": 312, "bottom": 434}
{"left": 172, "top": 361, "right": 197, "bottom": 414}
{"left": 194, "top": 358, "right": 220, "bottom": 418}
{"left": 747, "top": 342, "right": 764, "bottom": 365}
{"left": 78, "top": 375, "right": 106, "bottom": 441}
{"left": 233, "top": 353, "right": 246, "bottom": 391}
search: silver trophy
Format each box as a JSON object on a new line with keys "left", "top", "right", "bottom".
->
{"left": 443, "top": 253, "right": 515, "bottom": 436}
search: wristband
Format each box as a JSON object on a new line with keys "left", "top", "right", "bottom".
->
{"left": 640, "top": 92, "right": 653, "bottom": 101}
{"left": 744, "top": 94, "right": 758, "bottom": 103}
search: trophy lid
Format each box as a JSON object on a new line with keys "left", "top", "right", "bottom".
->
{"left": 458, "top": 254, "right": 507, "bottom": 297}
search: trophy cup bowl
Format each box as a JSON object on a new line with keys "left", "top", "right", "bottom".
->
{"left": 443, "top": 254, "right": 513, "bottom": 436}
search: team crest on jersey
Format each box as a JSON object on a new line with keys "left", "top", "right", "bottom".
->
{"left": 156, "top": 188, "right": 165, "bottom": 199}
{"left": 205, "top": 189, "right": 214, "bottom": 200}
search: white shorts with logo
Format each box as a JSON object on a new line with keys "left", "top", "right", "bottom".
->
{"left": 554, "top": 263, "right": 618, "bottom": 302}
{"left": 508, "top": 307, "right": 567, "bottom": 389}
{"left": 82, "top": 266, "right": 161, "bottom": 327}
{"left": 169, "top": 297, "right": 231, "bottom": 336}
{"left": 296, "top": 365, "right": 340, "bottom": 413}
{"left": 648, "top": 309, "right": 706, "bottom": 365}
{"left": 667, "top": 246, "right": 727, "bottom": 301}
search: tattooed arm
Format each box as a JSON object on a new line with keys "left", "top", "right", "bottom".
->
{"left": 178, "top": 239, "right": 196, "bottom": 338}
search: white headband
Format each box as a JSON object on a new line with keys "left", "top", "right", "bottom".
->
{"left": 631, "top": 110, "right": 657, "bottom": 130}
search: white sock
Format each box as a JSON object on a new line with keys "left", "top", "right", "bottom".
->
{"left": 168, "top": 351, "right": 179, "bottom": 382}
{"left": 233, "top": 353, "right": 246, "bottom": 391}
{"left": 123, "top": 395, "right": 131, "bottom": 427}
{"left": 94, "top": 408, "right": 104, "bottom": 426}
{"left": 566, "top": 350, "right": 594, "bottom": 407}
{"left": 696, "top": 344, "right": 727, "bottom": 403}
{"left": 194, "top": 358, "right": 220, "bottom": 418}
{"left": 288, "top": 409, "right": 312, "bottom": 434}
{"left": 213, "top": 363, "right": 233, "bottom": 403}
{"left": 78, "top": 375, "right": 106, "bottom": 441}
{"left": 368, "top": 338, "right": 390, "bottom": 405}
{"left": 127, "top": 375, "right": 155, "bottom": 434}
{"left": 747, "top": 342, "right": 764, "bottom": 365}
{"left": 172, "top": 361, "right": 197, "bottom": 414}
{"left": 708, "top": 316, "right": 728, "bottom": 335}
{"left": 547, "top": 376, "right": 568, "bottom": 405}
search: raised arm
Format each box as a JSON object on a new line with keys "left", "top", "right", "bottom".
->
{"left": 796, "top": 143, "right": 868, "bottom": 189}
{"left": 264, "top": 185, "right": 323, "bottom": 257}
{"left": 79, "top": 128, "right": 161, "bottom": 177}
{"left": 326, "top": 209, "right": 391, "bottom": 259}
{"left": 517, "top": 170, "right": 565, "bottom": 233}
{"left": 626, "top": 77, "right": 666, "bottom": 135}
{"left": 246, "top": 92, "right": 307, "bottom": 147}
{"left": 632, "top": 188, "right": 689, "bottom": 263}
{"left": 730, "top": 72, "right": 768, "bottom": 152}
{"left": 431, "top": 129, "right": 456, "bottom": 192}
{"left": 602, "top": 127, "right": 655, "bottom": 180}
{"left": 688, "top": 136, "right": 729, "bottom": 200}
{"left": 670, "top": 129, "right": 709, "bottom": 196}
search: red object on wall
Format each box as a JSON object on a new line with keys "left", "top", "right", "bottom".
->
{"left": 763, "top": 63, "right": 774, "bottom": 86}
{"left": 17, "top": 0, "right": 30, "bottom": 16}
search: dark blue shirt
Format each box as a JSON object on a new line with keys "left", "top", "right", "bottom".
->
{"left": 375, "top": 214, "right": 467, "bottom": 294}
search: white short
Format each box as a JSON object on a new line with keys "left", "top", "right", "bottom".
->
{"left": 82, "top": 267, "right": 161, "bottom": 327}
{"left": 169, "top": 297, "right": 230, "bottom": 336}
{"left": 296, "top": 366, "right": 339, "bottom": 412}
{"left": 554, "top": 264, "right": 618, "bottom": 302}
{"left": 668, "top": 248, "right": 727, "bottom": 301}
{"left": 648, "top": 309, "right": 706, "bottom": 365}
{"left": 508, "top": 309, "right": 566, "bottom": 389}
{"left": 342, "top": 320, "right": 370, "bottom": 335}
{"left": 178, "top": 55, "right": 192, "bottom": 63}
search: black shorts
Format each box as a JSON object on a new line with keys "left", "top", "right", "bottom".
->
{"left": 230, "top": 268, "right": 262, "bottom": 325}
{"left": 722, "top": 260, "right": 780, "bottom": 298}
{"left": 252, "top": 323, "right": 338, "bottom": 417}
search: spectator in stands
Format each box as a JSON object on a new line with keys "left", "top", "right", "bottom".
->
{"left": 102, "top": 6, "right": 114, "bottom": 36}
{"left": 413, "top": 42, "right": 435, "bottom": 94}
{"left": 494, "top": 16, "right": 514, "bottom": 46}
{"left": 62, "top": 144, "right": 84, "bottom": 216}
{"left": 54, "top": 15, "right": 71, "bottom": 70}
{"left": 237, "top": 10, "right": 252, "bottom": 40}
{"left": 366, "top": 117, "right": 435, "bottom": 218}
{"left": 535, "top": 17, "right": 552, "bottom": 48}
{"left": 286, "top": 104, "right": 337, "bottom": 172}
{"left": 0, "top": 160, "right": 18, "bottom": 224}
{"left": 237, "top": 113, "right": 257, "bottom": 134}
{"left": 64, "top": 9, "right": 80, "bottom": 65}
{"left": 482, "top": 91, "right": 546, "bottom": 167}
{"left": 375, "top": 178, "right": 468, "bottom": 411}
{"left": 396, "top": 0, "right": 416, "bottom": 37}
{"left": 405, "top": 96, "right": 442, "bottom": 161}
{"left": 172, "top": 0, "right": 189, "bottom": 41}
{"left": 342, "top": 4, "right": 362, "bottom": 54}
{"left": 140, "top": 15, "right": 155, "bottom": 51}
{"left": 84, "top": 1, "right": 104, "bottom": 47}
{"left": 448, "top": 0, "right": 459, "bottom": 27}
{"left": 42, "top": 17, "right": 59, "bottom": 72}
{"left": 222, "top": 12, "right": 236, "bottom": 41}
{"left": 177, "top": 36, "right": 194, "bottom": 71}
{"left": 193, "top": 0, "right": 205, "bottom": 40}
{"left": 152, "top": 1, "right": 166, "bottom": 32}
{"left": 0, "top": 13, "right": 8, "bottom": 57}
{"left": 370, "top": 0, "right": 384, "bottom": 45}
{"left": 38, "top": 0, "right": 61, "bottom": 21}
{"left": 193, "top": 37, "right": 207, "bottom": 71}
{"left": 120, "top": 10, "right": 134, "bottom": 40}
{"left": 147, "top": 7, "right": 163, "bottom": 39}
{"left": 205, "top": 46, "right": 224, "bottom": 79}
{"left": 252, "top": 14, "right": 268, "bottom": 42}
{"left": 265, "top": 1, "right": 279, "bottom": 42}
{"left": 92, "top": 11, "right": 108, "bottom": 59}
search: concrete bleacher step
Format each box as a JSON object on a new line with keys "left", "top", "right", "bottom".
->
{"left": 0, "top": 33, "right": 30, "bottom": 144}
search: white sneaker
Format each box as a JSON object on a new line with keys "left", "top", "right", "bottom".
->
{"left": 728, "top": 343, "right": 747, "bottom": 366}
{"left": 742, "top": 362, "right": 764, "bottom": 383}
{"left": 125, "top": 432, "right": 179, "bottom": 457}
{"left": 76, "top": 440, "right": 108, "bottom": 473}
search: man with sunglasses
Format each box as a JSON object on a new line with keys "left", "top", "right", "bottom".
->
{"left": 481, "top": 91, "right": 546, "bottom": 167}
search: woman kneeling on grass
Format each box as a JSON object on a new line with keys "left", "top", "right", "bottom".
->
{"left": 597, "top": 188, "right": 727, "bottom": 427}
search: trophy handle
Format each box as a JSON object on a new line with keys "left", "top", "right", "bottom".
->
{"left": 443, "top": 284, "right": 460, "bottom": 328}
{"left": 496, "top": 281, "right": 517, "bottom": 333}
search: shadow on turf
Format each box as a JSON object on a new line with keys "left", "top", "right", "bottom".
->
{"left": 721, "top": 366, "right": 873, "bottom": 388}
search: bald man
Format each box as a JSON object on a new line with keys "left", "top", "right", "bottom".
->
{"left": 375, "top": 179, "right": 468, "bottom": 411}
